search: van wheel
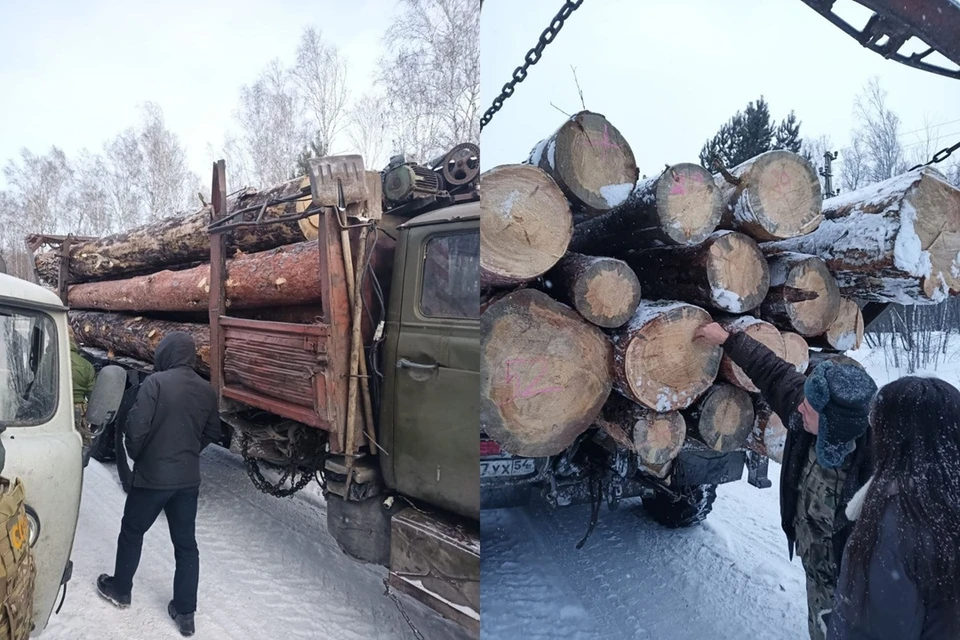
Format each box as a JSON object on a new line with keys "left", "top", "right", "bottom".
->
{"left": 115, "top": 425, "right": 133, "bottom": 493}
{"left": 642, "top": 484, "right": 718, "bottom": 528}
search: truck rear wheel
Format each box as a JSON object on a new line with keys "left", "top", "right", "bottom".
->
{"left": 326, "top": 494, "right": 392, "bottom": 566}
{"left": 642, "top": 484, "right": 718, "bottom": 528}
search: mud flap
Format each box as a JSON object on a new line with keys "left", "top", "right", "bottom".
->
{"left": 672, "top": 449, "right": 745, "bottom": 487}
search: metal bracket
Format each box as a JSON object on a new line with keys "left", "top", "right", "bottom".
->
{"left": 746, "top": 450, "right": 773, "bottom": 489}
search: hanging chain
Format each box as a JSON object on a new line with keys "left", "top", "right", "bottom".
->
{"left": 479, "top": 0, "right": 585, "bottom": 131}
{"left": 909, "top": 139, "right": 960, "bottom": 171}
{"left": 385, "top": 583, "right": 426, "bottom": 640}
{"left": 240, "top": 432, "right": 320, "bottom": 498}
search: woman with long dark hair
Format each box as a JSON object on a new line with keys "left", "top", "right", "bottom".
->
{"left": 828, "top": 376, "right": 960, "bottom": 639}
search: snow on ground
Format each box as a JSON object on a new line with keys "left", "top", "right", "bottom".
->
{"left": 43, "top": 447, "right": 469, "bottom": 640}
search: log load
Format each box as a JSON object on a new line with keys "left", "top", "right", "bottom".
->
{"left": 33, "top": 175, "right": 314, "bottom": 284}
{"left": 718, "top": 316, "right": 785, "bottom": 392}
{"left": 781, "top": 331, "right": 810, "bottom": 374}
{"left": 529, "top": 110, "right": 639, "bottom": 216}
{"left": 684, "top": 383, "right": 755, "bottom": 453}
{"left": 760, "top": 253, "right": 840, "bottom": 337}
{"left": 612, "top": 301, "right": 722, "bottom": 411}
{"left": 597, "top": 395, "right": 686, "bottom": 467}
{"left": 806, "top": 351, "right": 864, "bottom": 374}
{"left": 66, "top": 241, "right": 325, "bottom": 313}
{"left": 623, "top": 231, "right": 769, "bottom": 313}
{"left": 809, "top": 297, "right": 864, "bottom": 352}
{"left": 716, "top": 150, "right": 823, "bottom": 241}
{"left": 481, "top": 289, "right": 613, "bottom": 457}
{"left": 480, "top": 164, "right": 573, "bottom": 288}
{"left": 748, "top": 400, "right": 787, "bottom": 463}
{"left": 570, "top": 164, "right": 723, "bottom": 255}
{"left": 763, "top": 168, "right": 960, "bottom": 304}
{"left": 70, "top": 311, "right": 210, "bottom": 375}
{"left": 545, "top": 252, "right": 641, "bottom": 328}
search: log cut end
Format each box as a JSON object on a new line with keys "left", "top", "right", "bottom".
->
{"left": 614, "top": 301, "right": 722, "bottom": 411}
{"left": 763, "top": 253, "right": 840, "bottom": 337}
{"left": 818, "top": 297, "right": 864, "bottom": 351}
{"left": 689, "top": 383, "right": 755, "bottom": 453}
{"left": 600, "top": 395, "right": 685, "bottom": 466}
{"left": 652, "top": 164, "right": 724, "bottom": 245}
{"left": 749, "top": 400, "right": 787, "bottom": 463}
{"left": 482, "top": 289, "right": 613, "bottom": 457}
{"left": 480, "top": 164, "right": 573, "bottom": 288}
{"left": 730, "top": 150, "right": 822, "bottom": 241}
{"left": 550, "top": 253, "right": 641, "bottom": 328}
{"left": 704, "top": 231, "right": 770, "bottom": 312}
{"left": 781, "top": 331, "right": 810, "bottom": 374}
{"left": 536, "top": 111, "right": 638, "bottom": 215}
{"left": 719, "top": 316, "right": 785, "bottom": 393}
{"left": 903, "top": 170, "right": 960, "bottom": 301}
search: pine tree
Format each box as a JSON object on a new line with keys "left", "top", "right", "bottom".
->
{"left": 699, "top": 97, "right": 805, "bottom": 169}
{"left": 291, "top": 130, "right": 328, "bottom": 179}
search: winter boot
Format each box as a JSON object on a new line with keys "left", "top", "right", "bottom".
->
{"left": 168, "top": 600, "right": 195, "bottom": 637}
{"left": 96, "top": 574, "right": 130, "bottom": 608}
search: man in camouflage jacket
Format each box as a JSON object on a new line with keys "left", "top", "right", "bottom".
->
{"left": 697, "top": 323, "right": 877, "bottom": 640}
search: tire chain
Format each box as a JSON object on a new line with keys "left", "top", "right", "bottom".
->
{"left": 240, "top": 431, "right": 321, "bottom": 498}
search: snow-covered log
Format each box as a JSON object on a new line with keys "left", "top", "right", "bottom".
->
{"left": 748, "top": 399, "right": 786, "bottom": 463}
{"left": 623, "top": 231, "right": 769, "bottom": 313}
{"left": 716, "top": 150, "right": 822, "bottom": 241}
{"left": 780, "top": 331, "right": 810, "bottom": 374}
{"left": 545, "top": 253, "right": 641, "bottom": 328}
{"left": 718, "top": 316, "right": 785, "bottom": 393}
{"left": 760, "top": 253, "right": 840, "bottom": 337}
{"left": 612, "top": 301, "right": 722, "bottom": 411}
{"left": 684, "top": 383, "right": 755, "bottom": 453}
{"left": 480, "top": 164, "right": 573, "bottom": 288}
{"left": 598, "top": 395, "right": 686, "bottom": 467}
{"left": 481, "top": 289, "right": 613, "bottom": 457}
{"left": 763, "top": 168, "right": 960, "bottom": 304}
{"left": 808, "top": 297, "right": 864, "bottom": 351}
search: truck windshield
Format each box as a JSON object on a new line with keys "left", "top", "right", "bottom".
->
{"left": 0, "top": 306, "right": 58, "bottom": 426}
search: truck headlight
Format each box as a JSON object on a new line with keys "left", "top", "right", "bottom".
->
{"left": 24, "top": 505, "right": 40, "bottom": 547}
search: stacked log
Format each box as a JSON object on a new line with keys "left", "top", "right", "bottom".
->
{"left": 748, "top": 400, "right": 787, "bottom": 463}
{"left": 545, "top": 253, "right": 641, "bottom": 328}
{"left": 781, "top": 331, "right": 810, "bottom": 373}
{"left": 717, "top": 316, "right": 785, "bottom": 392}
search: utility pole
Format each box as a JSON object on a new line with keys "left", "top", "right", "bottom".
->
{"left": 820, "top": 151, "right": 838, "bottom": 198}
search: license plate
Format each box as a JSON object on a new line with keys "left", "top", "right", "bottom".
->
{"left": 480, "top": 457, "right": 536, "bottom": 478}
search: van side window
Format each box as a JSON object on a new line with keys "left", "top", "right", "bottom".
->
{"left": 0, "top": 307, "right": 58, "bottom": 426}
{"left": 420, "top": 231, "right": 480, "bottom": 319}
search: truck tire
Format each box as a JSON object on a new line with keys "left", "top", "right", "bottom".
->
{"left": 642, "top": 484, "right": 718, "bottom": 528}
{"left": 326, "top": 494, "right": 392, "bottom": 566}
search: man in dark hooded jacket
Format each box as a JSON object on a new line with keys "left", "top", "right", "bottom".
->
{"left": 95, "top": 332, "right": 221, "bottom": 637}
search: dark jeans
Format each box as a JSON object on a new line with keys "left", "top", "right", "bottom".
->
{"left": 113, "top": 486, "right": 200, "bottom": 614}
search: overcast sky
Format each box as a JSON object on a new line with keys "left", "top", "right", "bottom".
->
{"left": 0, "top": 0, "right": 397, "bottom": 186}
{"left": 480, "top": 0, "right": 960, "bottom": 176}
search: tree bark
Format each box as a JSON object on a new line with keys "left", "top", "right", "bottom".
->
{"left": 623, "top": 231, "right": 769, "bottom": 313}
{"left": 747, "top": 399, "right": 786, "bottom": 463}
{"left": 481, "top": 289, "right": 613, "bottom": 457}
{"left": 598, "top": 395, "right": 685, "bottom": 466}
{"left": 683, "top": 383, "right": 755, "bottom": 453}
{"left": 570, "top": 164, "right": 722, "bottom": 254}
{"left": 480, "top": 164, "right": 573, "bottom": 288}
{"left": 781, "top": 331, "right": 810, "bottom": 374}
{"left": 806, "top": 351, "right": 864, "bottom": 374}
{"left": 718, "top": 316, "right": 785, "bottom": 393}
{"left": 33, "top": 175, "right": 313, "bottom": 284}
{"left": 760, "top": 253, "right": 840, "bottom": 337}
{"left": 716, "top": 150, "right": 822, "bottom": 241}
{"left": 612, "top": 301, "right": 722, "bottom": 411}
{"left": 545, "top": 252, "right": 641, "bottom": 328}
{"left": 808, "top": 297, "right": 864, "bottom": 351}
{"left": 528, "top": 110, "right": 639, "bottom": 217}
{"left": 763, "top": 168, "right": 960, "bottom": 304}
{"left": 70, "top": 311, "right": 210, "bottom": 375}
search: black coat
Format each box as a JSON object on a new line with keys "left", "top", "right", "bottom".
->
{"left": 124, "top": 334, "right": 221, "bottom": 490}
{"left": 723, "top": 333, "right": 872, "bottom": 561}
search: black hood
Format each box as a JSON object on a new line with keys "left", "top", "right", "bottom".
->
{"left": 154, "top": 332, "right": 197, "bottom": 372}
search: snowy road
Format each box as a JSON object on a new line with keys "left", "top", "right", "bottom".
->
{"left": 43, "top": 447, "right": 469, "bottom": 640}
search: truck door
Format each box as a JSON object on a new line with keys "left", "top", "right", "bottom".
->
{"left": 385, "top": 219, "right": 479, "bottom": 519}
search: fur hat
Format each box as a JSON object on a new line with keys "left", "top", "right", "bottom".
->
{"left": 804, "top": 360, "right": 878, "bottom": 468}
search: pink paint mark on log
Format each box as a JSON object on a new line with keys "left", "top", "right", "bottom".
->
{"left": 668, "top": 171, "right": 705, "bottom": 196}
{"left": 593, "top": 124, "right": 621, "bottom": 152}
{"left": 503, "top": 357, "right": 563, "bottom": 400}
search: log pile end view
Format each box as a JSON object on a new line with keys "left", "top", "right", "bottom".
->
{"left": 718, "top": 316, "right": 784, "bottom": 393}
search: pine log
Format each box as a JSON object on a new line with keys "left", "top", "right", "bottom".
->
{"left": 718, "top": 316, "right": 785, "bottom": 393}
{"left": 481, "top": 289, "right": 613, "bottom": 457}
{"left": 598, "top": 395, "right": 685, "bottom": 466}
{"left": 528, "top": 111, "right": 639, "bottom": 217}
{"left": 33, "top": 175, "right": 313, "bottom": 284}
{"left": 623, "top": 231, "right": 769, "bottom": 313}
{"left": 764, "top": 169, "right": 960, "bottom": 304}
{"left": 480, "top": 164, "right": 573, "bottom": 288}
{"left": 570, "top": 164, "right": 722, "bottom": 255}
{"left": 612, "top": 301, "right": 722, "bottom": 411}
{"left": 760, "top": 253, "right": 840, "bottom": 336}
{"left": 67, "top": 241, "right": 325, "bottom": 313}
{"left": 806, "top": 351, "right": 864, "bottom": 374}
{"left": 809, "top": 297, "right": 864, "bottom": 351}
{"left": 684, "top": 383, "right": 755, "bottom": 453}
{"left": 747, "top": 400, "right": 787, "bottom": 463}
{"left": 545, "top": 252, "right": 641, "bottom": 328}
{"left": 716, "top": 150, "right": 822, "bottom": 241}
{"left": 781, "top": 331, "right": 810, "bottom": 374}
{"left": 70, "top": 311, "right": 210, "bottom": 375}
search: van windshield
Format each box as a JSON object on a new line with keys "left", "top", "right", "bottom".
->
{"left": 0, "top": 306, "right": 58, "bottom": 426}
